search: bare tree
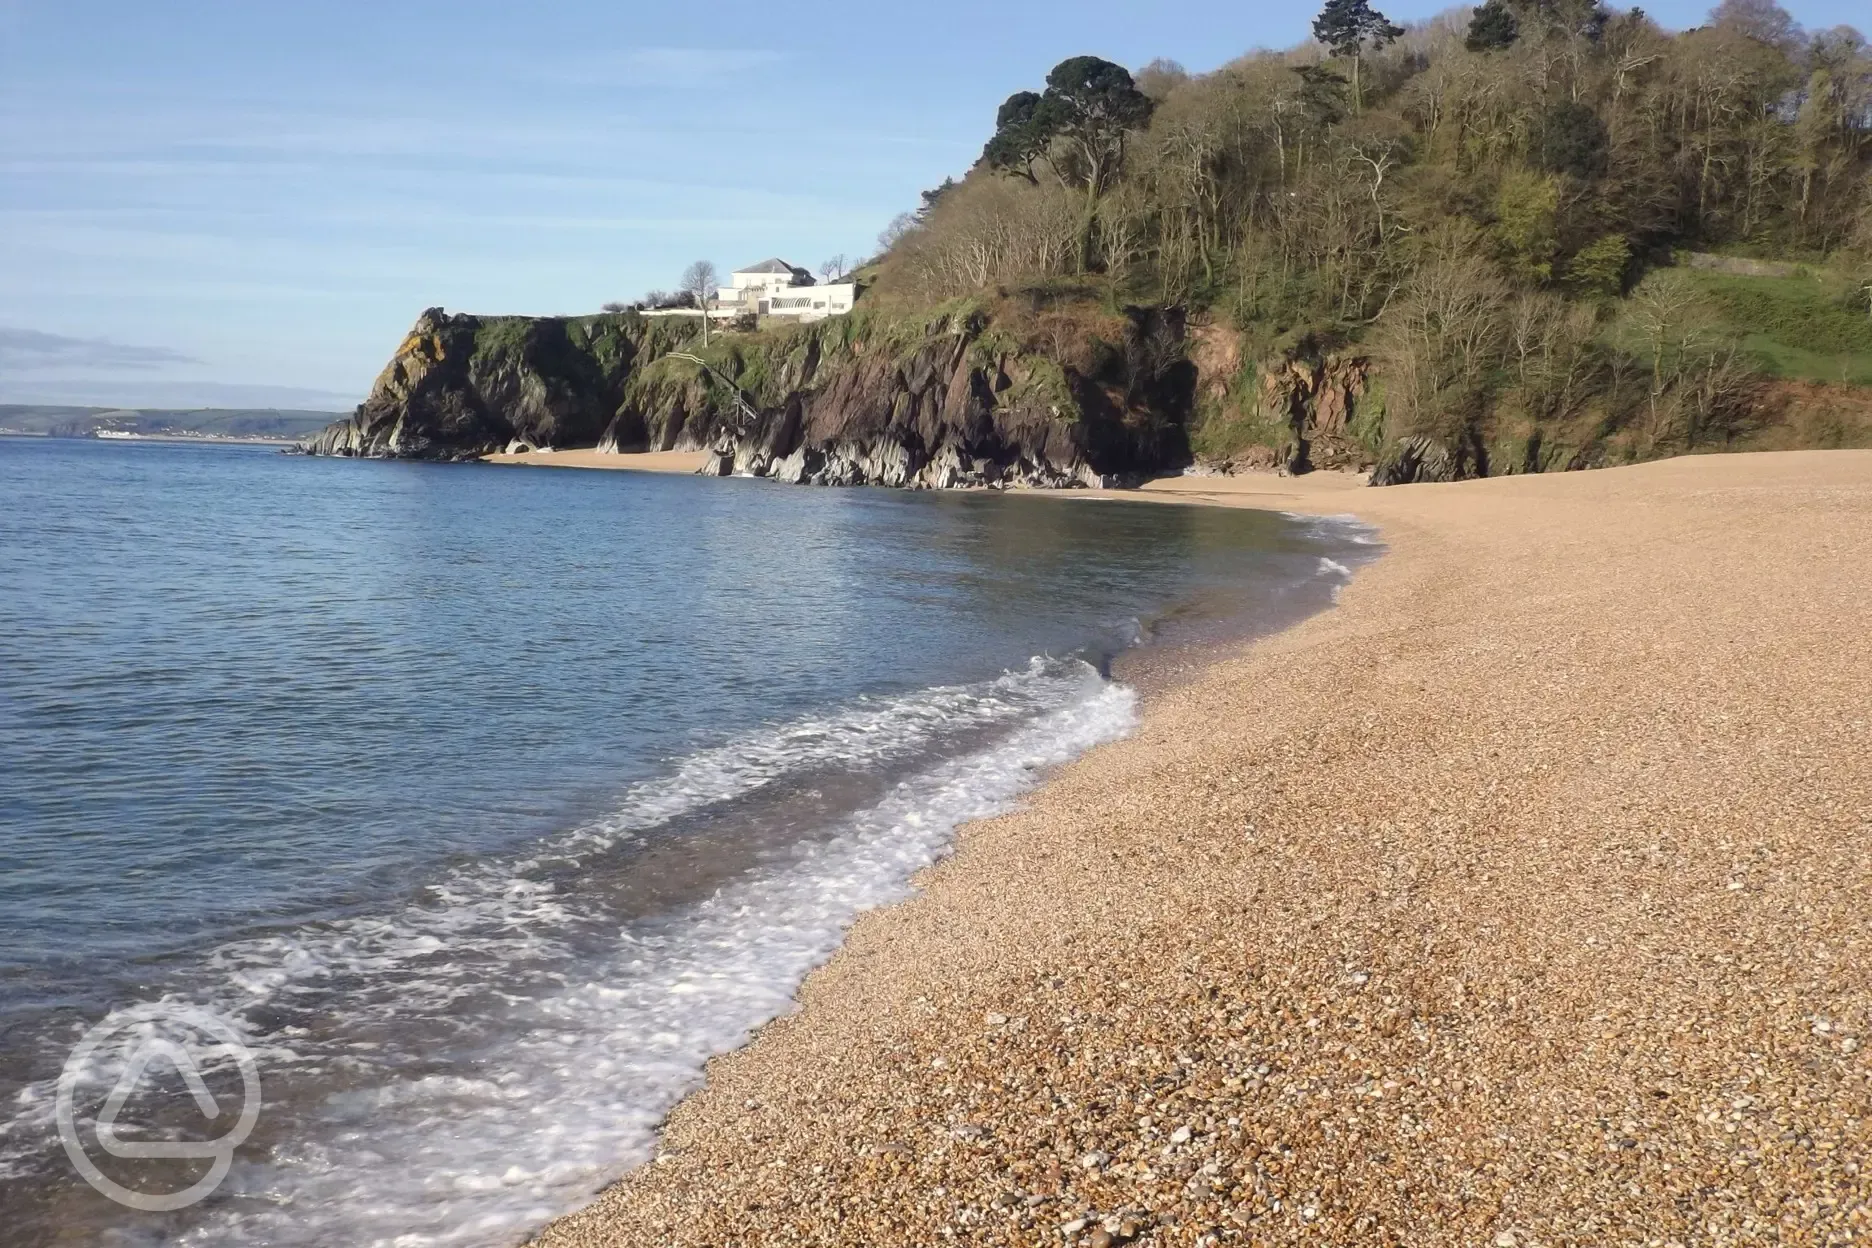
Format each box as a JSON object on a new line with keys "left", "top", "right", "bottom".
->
{"left": 1371, "top": 236, "right": 1510, "bottom": 448}
{"left": 878, "top": 212, "right": 918, "bottom": 253}
{"left": 681, "top": 260, "right": 720, "bottom": 345}
{"left": 819, "top": 254, "right": 850, "bottom": 282}
{"left": 1624, "top": 271, "right": 1711, "bottom": 444}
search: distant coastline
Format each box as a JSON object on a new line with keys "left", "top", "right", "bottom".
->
{"left": 0, "top": 403, "right": 344, "bottom": 444}
{"left": 0, "top": 429, "right": 301, "bottom": 446}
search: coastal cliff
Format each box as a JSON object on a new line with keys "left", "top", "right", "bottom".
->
{"left": 302, "top": 297, "right": 1199, "bottom": 487}
{"left": 307, "top": 298, "right": 1868, "bottom": 488}
{"left": 298, "top": 309, "right": 696, "bottom": 460}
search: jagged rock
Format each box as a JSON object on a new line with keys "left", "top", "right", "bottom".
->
{"left": 305, "top": 302, "right": 1199, "bottom": 490}
{"left": 1259, "top": 352, "right": 1372, "bottom": 473}
{"left": 300, "top": 308, "right": 669, "bottom": 460}
{"left": 1369, "top": 435, "right": 1457, "bottom": 485}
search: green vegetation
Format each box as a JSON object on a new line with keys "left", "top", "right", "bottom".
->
{"left": 1677, "top": 269, "right": 1872, "bottom": 385}
{"left": 871, "top": 0, "right": 1872, "bottom": 476}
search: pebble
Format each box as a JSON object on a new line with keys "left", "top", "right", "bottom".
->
{"left": 531, "top": 456, "right": 1872, "bottom": 1248}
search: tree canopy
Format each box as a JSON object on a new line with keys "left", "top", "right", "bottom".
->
{"left": 1466, "top": 0, "right": 1521, "bottom": 51}
{"left": 874, "top": 0, "right": 1872, "bottom": 475}
{"left": 980, "top": 56, "right": 1156, "bottom": 269}
{"left": 1312, "top": 0, "right": 1404, "bottom": 108}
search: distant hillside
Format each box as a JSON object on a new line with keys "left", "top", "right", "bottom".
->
{"left": 0, "top": 405, "right": 346, "bottom": 441}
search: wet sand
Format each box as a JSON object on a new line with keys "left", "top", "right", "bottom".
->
{"left": 536, "top": 450, "right": 1872, "bottom": 1246}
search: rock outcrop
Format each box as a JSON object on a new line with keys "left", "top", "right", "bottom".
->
{"left": 303, "top": 301, "right": 1199, "bottom": 489}
{"left": 1185, "top": 324, "right": 1381, "bottom": 475}
{"left": 1257, "top": 352, "right": 1373, "bottom": 473}
{"left": 674, "top": 304, "right": 1192, "bottom": 489}
{"left": 299, "top": 309, "right": 693, "bottom": 460}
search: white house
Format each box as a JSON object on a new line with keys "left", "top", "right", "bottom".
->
{"left": 715, "top": 258, "right": 856, "bottom": 322}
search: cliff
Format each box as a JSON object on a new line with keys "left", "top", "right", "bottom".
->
{"left": 310, "top": 297, "right": 1869, "bottom": 489}
{"left": 1185, "top": 326, "right": 1382, "bottom": 476}
{"left": 302, "top": 297, "right": 1198, "bottom": 487}
{"left": 298, "top": 309, "right": 699, "bottom": 460}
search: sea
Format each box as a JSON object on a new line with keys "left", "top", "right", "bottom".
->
{"left": 0, "top": 435, "right": 1377, "bottom": 1245}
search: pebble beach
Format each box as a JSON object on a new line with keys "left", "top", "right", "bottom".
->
{"left": 536, "top": 450, "right": 1872, "bottom": 1247}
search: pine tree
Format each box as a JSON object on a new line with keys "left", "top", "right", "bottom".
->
{"left": 1465, "top": 0, "right": 1520, "bottom": 52}
{"left": 1312, "top": 0, "right": 1404, "bottom": 112}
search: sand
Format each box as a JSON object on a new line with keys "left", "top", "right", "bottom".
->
{"left": 482, "top": 447, "right": 711, "bottom": 474}
{"left": 534, "top": 450, "right": 1872, "bottom": 1246}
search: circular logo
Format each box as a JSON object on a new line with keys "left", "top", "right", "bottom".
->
{"left": 55, "top": 1004, "right": 261, "bottom": 1211}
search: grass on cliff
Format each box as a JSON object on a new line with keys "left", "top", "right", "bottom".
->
{"left": 1678, "top": 269, "right": 1872, "bottom": 386}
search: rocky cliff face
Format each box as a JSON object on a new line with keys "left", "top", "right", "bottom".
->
{"left": 686, "top": 303, "right": 1193, "bottom": 488}
{"left": 1186, "top": 325, "right": 1380, "bottom": 474}
{"left": 303, "top": 300, "right": 1199, "bottom": 488}
{"left": 299, "top": 309, "right": 696, "bottom": 460}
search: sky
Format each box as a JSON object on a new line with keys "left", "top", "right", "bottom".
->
{"left": 1, "top": 0, "right": 1864, "bottom": 410}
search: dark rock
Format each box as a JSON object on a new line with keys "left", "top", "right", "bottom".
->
{"left": 303, "top": 302, "right": 1200, "bottom": 490}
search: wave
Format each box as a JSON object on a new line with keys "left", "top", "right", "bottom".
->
{"left": 2, "top": 658, "right": 1135, "bottom": 1246}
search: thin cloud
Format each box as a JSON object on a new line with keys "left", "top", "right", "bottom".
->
{"left": 0, "top": 327, "right": 200, "bottom": 372}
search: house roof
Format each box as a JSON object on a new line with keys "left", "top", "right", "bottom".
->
{"left": 734, "top": 258, "right": 802, "bottom": 275}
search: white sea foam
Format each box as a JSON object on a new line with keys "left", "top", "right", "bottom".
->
{"left": 1281, "top": 511, "right": 1384, "bottom": 550}
{"left": 4, "top": 659, "right": 1135, "bottom": 1245}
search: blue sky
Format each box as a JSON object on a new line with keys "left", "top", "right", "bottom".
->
{"left": 0, "top": 0, "right": 1863, "bottom": 410}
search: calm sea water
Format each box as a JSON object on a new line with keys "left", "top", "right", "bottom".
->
{"left": 0, "top": 436, "right": 1374, "bottom": 1245}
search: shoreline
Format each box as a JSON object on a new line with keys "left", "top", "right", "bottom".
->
{"left": 474, "top": 444, "right": 1374, "bottom": 504}
{"left": 481, "top": 447, "right": 710, "bottom": 474}
{"left": 534, "top": 448, "right": 1872, "bottom": 1246}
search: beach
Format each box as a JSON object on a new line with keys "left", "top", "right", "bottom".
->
{"left": 483, "top": 447, "right": 711, "bottom": 473}
{"left": 534, "top": 449, "right": 1872, "bottom": 1246}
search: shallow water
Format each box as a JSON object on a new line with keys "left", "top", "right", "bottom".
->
{"left": 0, "top": 437, "right": 1375, "bottom": 1245}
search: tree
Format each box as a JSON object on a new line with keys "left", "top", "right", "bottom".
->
{"left": 681, "top": 260, "right": 720, "bottom": 345}
{"left": 1534, "top": 99, "right": 1609, "bottom": 178}
{"left": 982, "top": 92, "right": 1049, "bottom": 184}
{"left": 1465, "top": 0, "right": 1519, "bottom": 52}
{"left": 1291, "top": 63, "right": 1350, "bottom": 129}
{"left": 1494, "top": 170, "right": 1561, "bottom": 284}
{"left": 980, "top": 56, "right": 1156, "bottom": 271}
{"left": 878, "top": 211, "right": 918, "bottom": 251}
{"left": 1312, "top": 0, "right": 1404, "bottom": 112}
{"left": 1135, "top": 57, "right": 1190, "bottom": 101}
{"left": 820, "top": 254, "right": 850, "bottom": 282}
{"left": 601, "top": 300, "right": 628, "bottom": 313}
{"left": 1565, "top": 233, "right": 1631, "bottom": 299}
{"left": 916, "top": 178, "right": 958, "bottom": 221}
{"left": 1710, "top": 0, "right": 1802, "bottom": 51}
{"left": 1371, "top": 236, "right": 1511, "bottom": 464}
